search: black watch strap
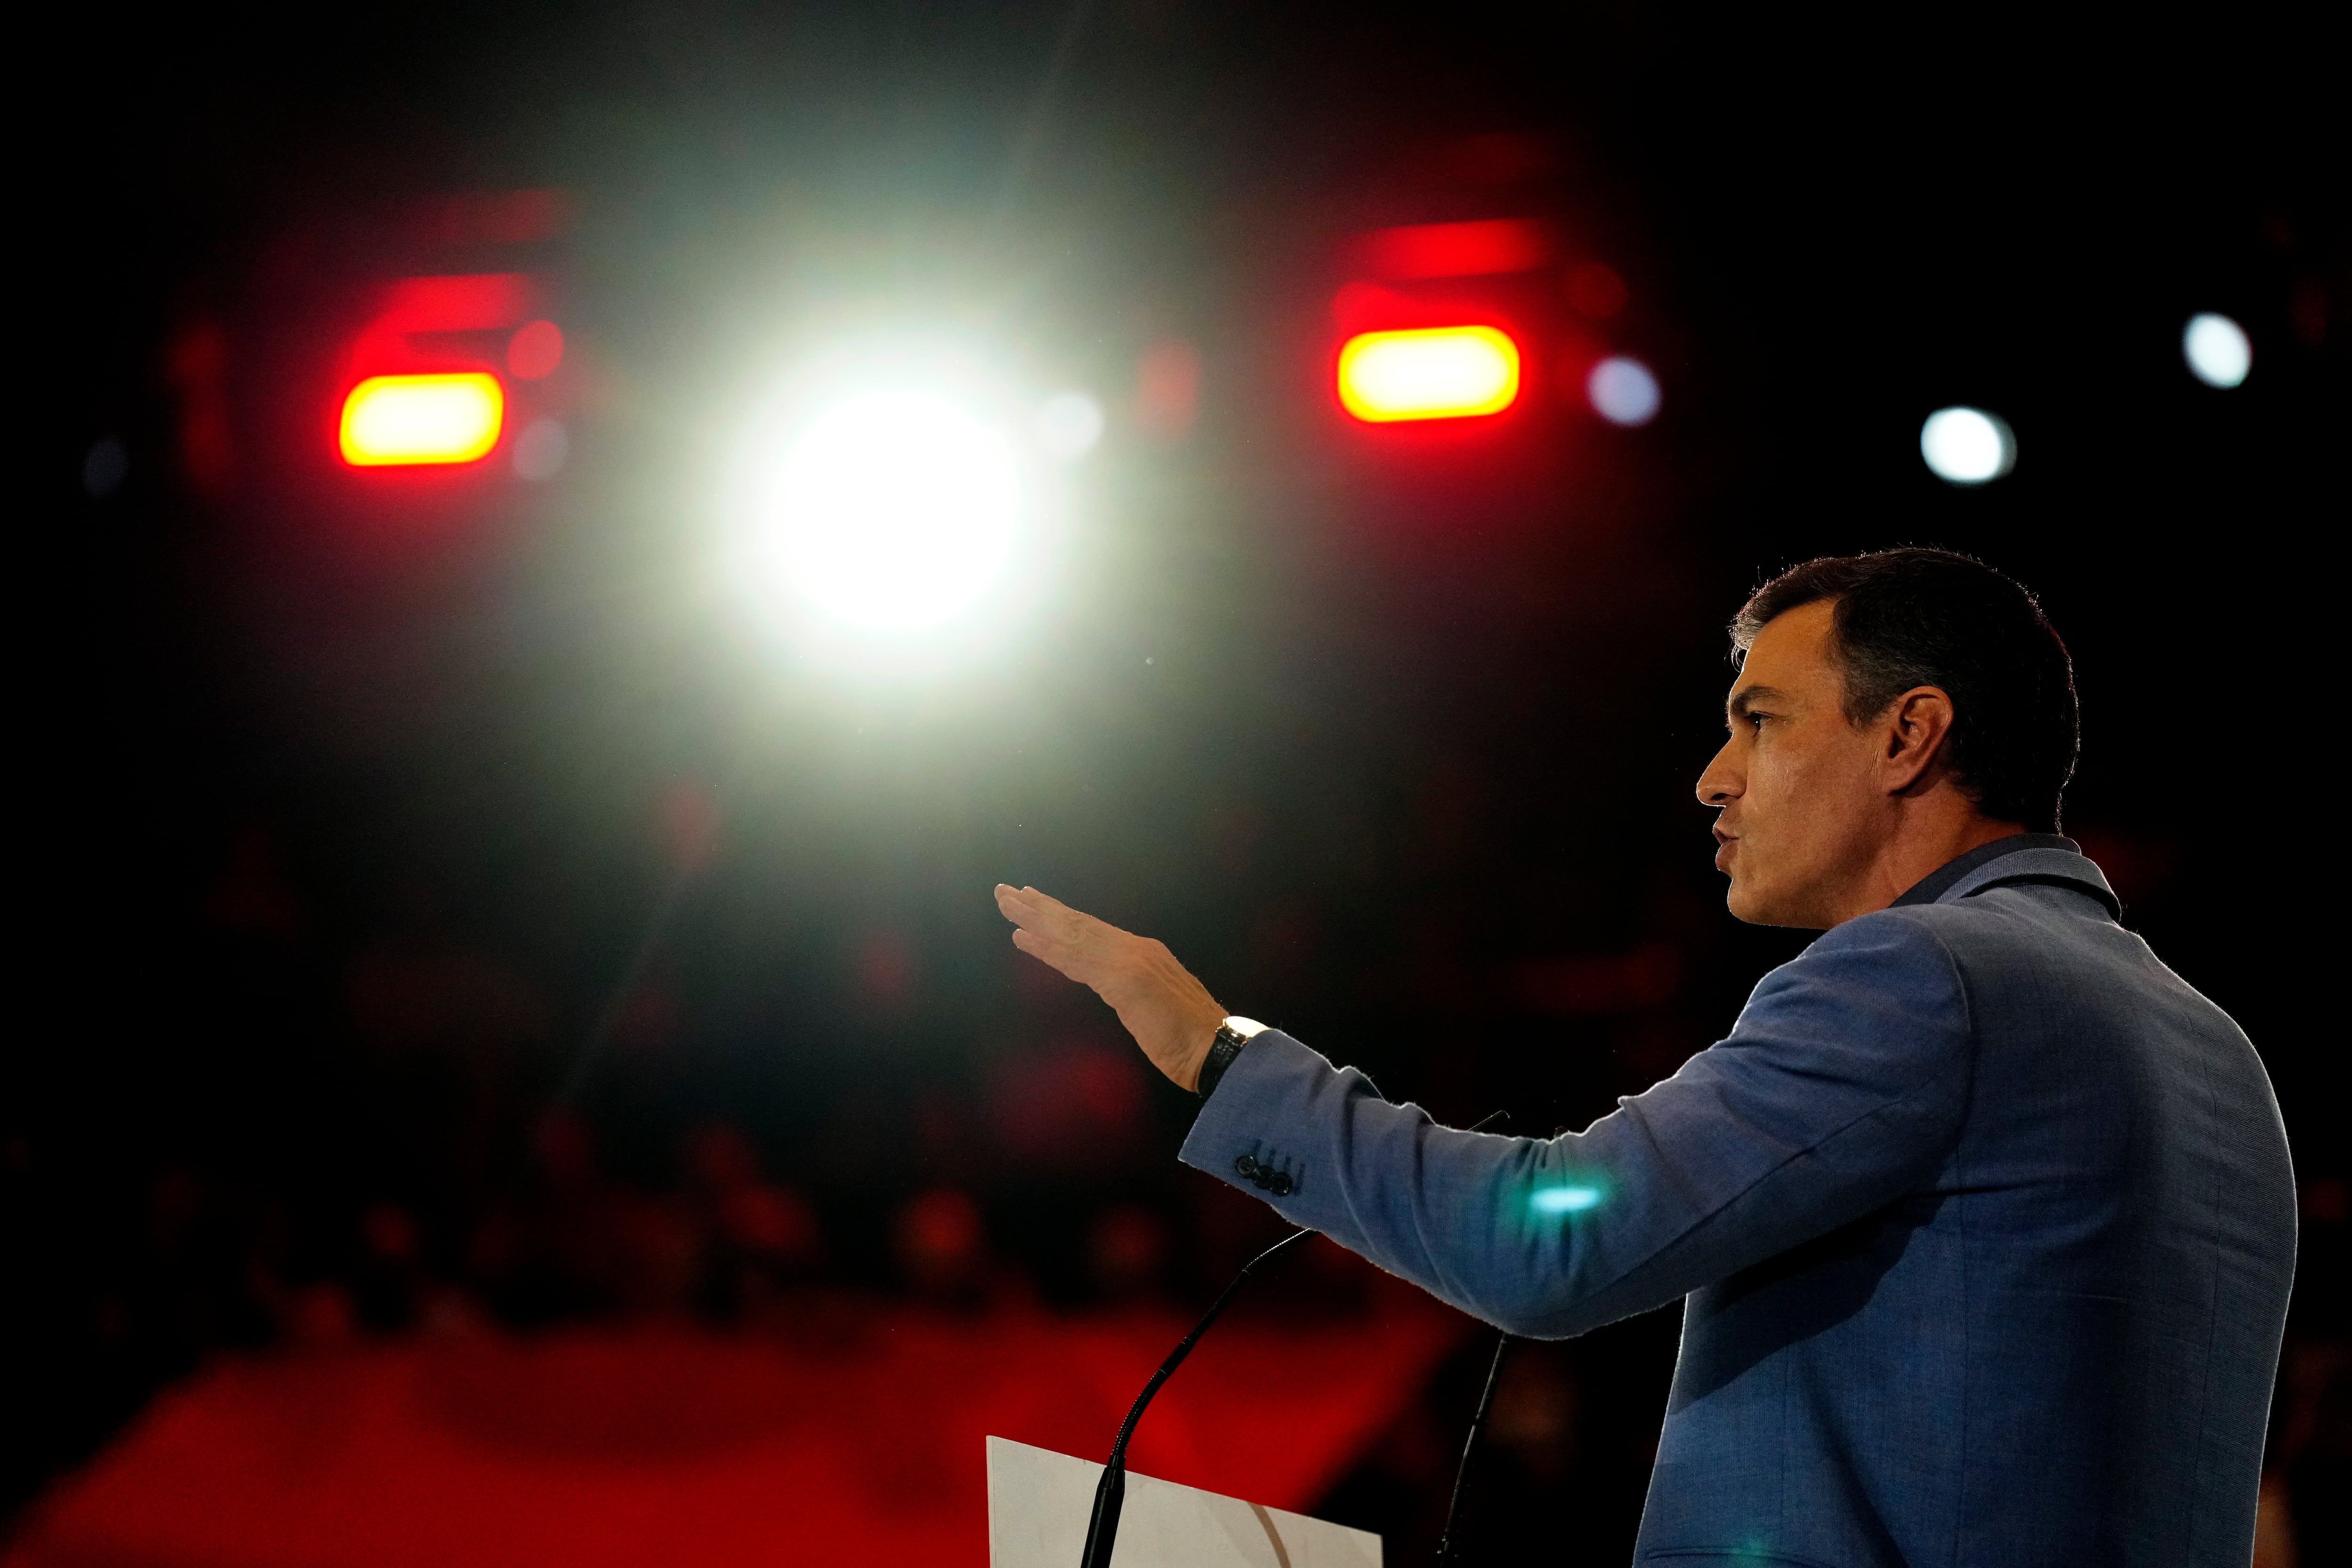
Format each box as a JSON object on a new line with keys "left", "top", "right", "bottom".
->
{"left": 1197, "top": 1021, "right": 1254, "bottom": 1100}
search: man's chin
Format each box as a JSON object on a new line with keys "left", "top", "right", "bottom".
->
{"left": 1724, "top": 874, "right": 1797, "bottom": 928}
{"left": 1726, "top": 878, "right": 1836, "bottom": 931}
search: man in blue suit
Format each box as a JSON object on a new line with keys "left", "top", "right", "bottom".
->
{"left": 996, "top": 549, "right": 2296, "bottom": 1567}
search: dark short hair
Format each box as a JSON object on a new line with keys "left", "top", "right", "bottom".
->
{"left": 1730, "top": 549, "right": 2079, "bottom": 832}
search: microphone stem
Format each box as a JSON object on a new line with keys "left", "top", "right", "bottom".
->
{"left": 1078, "top": 1227, "right": 1316, "bottom": 1568}
{"left": 1433, "top": 1331, "right": 1512, "bottom": 1564}
{"left": 1433, "top": 1108, "right": 1517, "bottom": 1563}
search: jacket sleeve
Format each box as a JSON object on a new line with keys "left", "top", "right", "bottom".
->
{"left": 1178, "top": 909, "right": 1975, "bottom": 1338}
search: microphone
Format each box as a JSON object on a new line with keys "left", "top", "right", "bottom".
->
{"left": 1077, "top": 1226, "right": 1317, "bottom": 1568}
{"left": 1432, "top": 1111, "right": 1518, "bottom": 1565}
{"left": 1432, "top": 1332, "right": 1512, "bottom": 1563}
{"left": 1078, "top": 1111, "right": 1506, "bottom": 1568}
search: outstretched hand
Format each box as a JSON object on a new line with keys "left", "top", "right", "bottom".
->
{"left": 993, "top": 884, "right": 1227, "bottom": 1090}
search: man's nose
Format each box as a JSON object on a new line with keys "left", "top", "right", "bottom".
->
{"left": 1695, "top": 740, "right": 1741, "bottom": 807}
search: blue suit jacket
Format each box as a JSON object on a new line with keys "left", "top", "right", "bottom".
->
{"left": 1182, "top": 842, "right": 2296, "bottom": 1567}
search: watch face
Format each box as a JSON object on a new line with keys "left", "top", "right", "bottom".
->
{"left": 1222, "top": 1016, "right": 1268, "bottom": 1039}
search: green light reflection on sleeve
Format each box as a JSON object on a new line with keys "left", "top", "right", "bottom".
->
{"left": 1530, "top": 1184, "right": 1604, "bottom": 1215}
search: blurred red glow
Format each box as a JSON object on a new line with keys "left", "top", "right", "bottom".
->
{"left": 1564, "top": 262, "right": 1628, "bottom": 318}
{"left": 507, "top": 319, "right": 564, "bottom": 379}
{"left": 340, "top": 276, "right": 537, "bottom": 383}
{"left": 1357, "top": 219, "right": 1551, "bottom": 281}
{"left": 1329, "top": 281, "right": 1430, "bottom": 335}
{"left": 168, "top": 320, "right": 235, "bottom": 496}
{"left": 13, "top": 1295, "right": 1463, "bottom": 1568}
{"left": 897, "top": 1188, "right": 988, "bottom": 1296}
{"left": 376, "top": 274, "right": 534, "bottom": 335}
{"left": 989, "top": 1043, "right": 1148, "bottom": 1167}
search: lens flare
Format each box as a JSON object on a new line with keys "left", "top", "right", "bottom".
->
{"left": 339, "top": 374, "right": 505, "bottom": 466}
{"left": 1337, "top": 326, "right": 1521, "bottom": 422}
{"left": 507, "top": 320, "right": 565, "bottom": 380}
{"left": 1587, "top": 356, "right": 1661, "bottom": 426}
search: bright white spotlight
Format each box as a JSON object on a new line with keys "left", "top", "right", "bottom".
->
{"left": 1920, "top": 406, "right": 2015, "bottom": 486}
{"left": 758, "top": 391, "right": 1021, "bottom": 630}
{"left": 1587, "top": 356, "right": 1661, "bottom": 427}
{"left": 2183, "top": 313, "right": 2251, "bottom": 389}
{"left": 1036, "top": 391, "right": 1105, "bottom": 460}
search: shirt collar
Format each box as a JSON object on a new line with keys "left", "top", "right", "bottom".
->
{"left": 1889, "top": 832, "right": 2116, "bottom": 916}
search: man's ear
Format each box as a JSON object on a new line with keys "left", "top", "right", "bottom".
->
{"left": 1881, "top": 686, "right": 1956, "bottom": 795}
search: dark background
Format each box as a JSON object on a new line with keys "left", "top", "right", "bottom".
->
{"left": 19, "top": 2, "right": 2347, "bottom": 1560}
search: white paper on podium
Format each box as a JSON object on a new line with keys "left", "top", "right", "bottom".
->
{"left": 986, "top": 1435, "right": 1381, "bottom": 1568}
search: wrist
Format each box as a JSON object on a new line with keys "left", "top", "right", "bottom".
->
{"left": 1195, "top": 1016, "right": 1266, "bottom": 1099}
{"left": 1167, "top": 999, "right": 1225, "bottom": 1090}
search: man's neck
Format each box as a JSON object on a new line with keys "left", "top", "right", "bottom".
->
{"left": 1835, "top": 813, "right": 2026, "bottom": 926}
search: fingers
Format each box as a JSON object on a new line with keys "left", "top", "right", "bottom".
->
{"left": 1009, "top": 926, "right": 1086, "bottom": 980}
{"left": 996, "top": 883, "right": 1128, "bottom": 987}
{"left": 993, "top": 883, "right": 1061, "bottom": 930}
{"left": 995, "top": 886, "right": 1061, "bottom": 951}
{"left": 994, "top": 884, "right": 1122, "bottom": 947}
{"left": 997, "top": 885, "right": 1078, "bottom": 952}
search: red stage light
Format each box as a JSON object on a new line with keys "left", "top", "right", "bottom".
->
{"left": 1336, "top": 326, "right": 1521, "bottom": 422}
{"left": 339, "top": 374, "right": 505, "bottom": 466}
{"left": 332, "top": 275, "right": 543, "bottom": 470}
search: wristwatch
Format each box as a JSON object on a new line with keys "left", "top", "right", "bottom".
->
{"left": 1197, "top": 1016, "right": 1266, "bottom": 1099}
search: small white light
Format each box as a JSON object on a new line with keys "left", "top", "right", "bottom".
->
{"left": 2183, "top": 313, "right": 2251, "bottom": 389}
{"left": 756, "top": 391, "right": 1021, "bottom": 631}
{"left": 1587, "top": 356, "right": 1661, "bottom": 427}
{"left": 1919, "top": 407, "right": 2015, "bottom": 486}
{"left": 1035, "top": 391, "right": 1105, "bottom": 460}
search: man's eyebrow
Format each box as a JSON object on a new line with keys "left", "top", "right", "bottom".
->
{"left": 1727, "top": 685, "right": 1788, "bottom": 719}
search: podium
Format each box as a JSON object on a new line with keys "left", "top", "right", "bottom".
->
{"left": 987, "top": 1436, "right": 1381, "bottom": 1567}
